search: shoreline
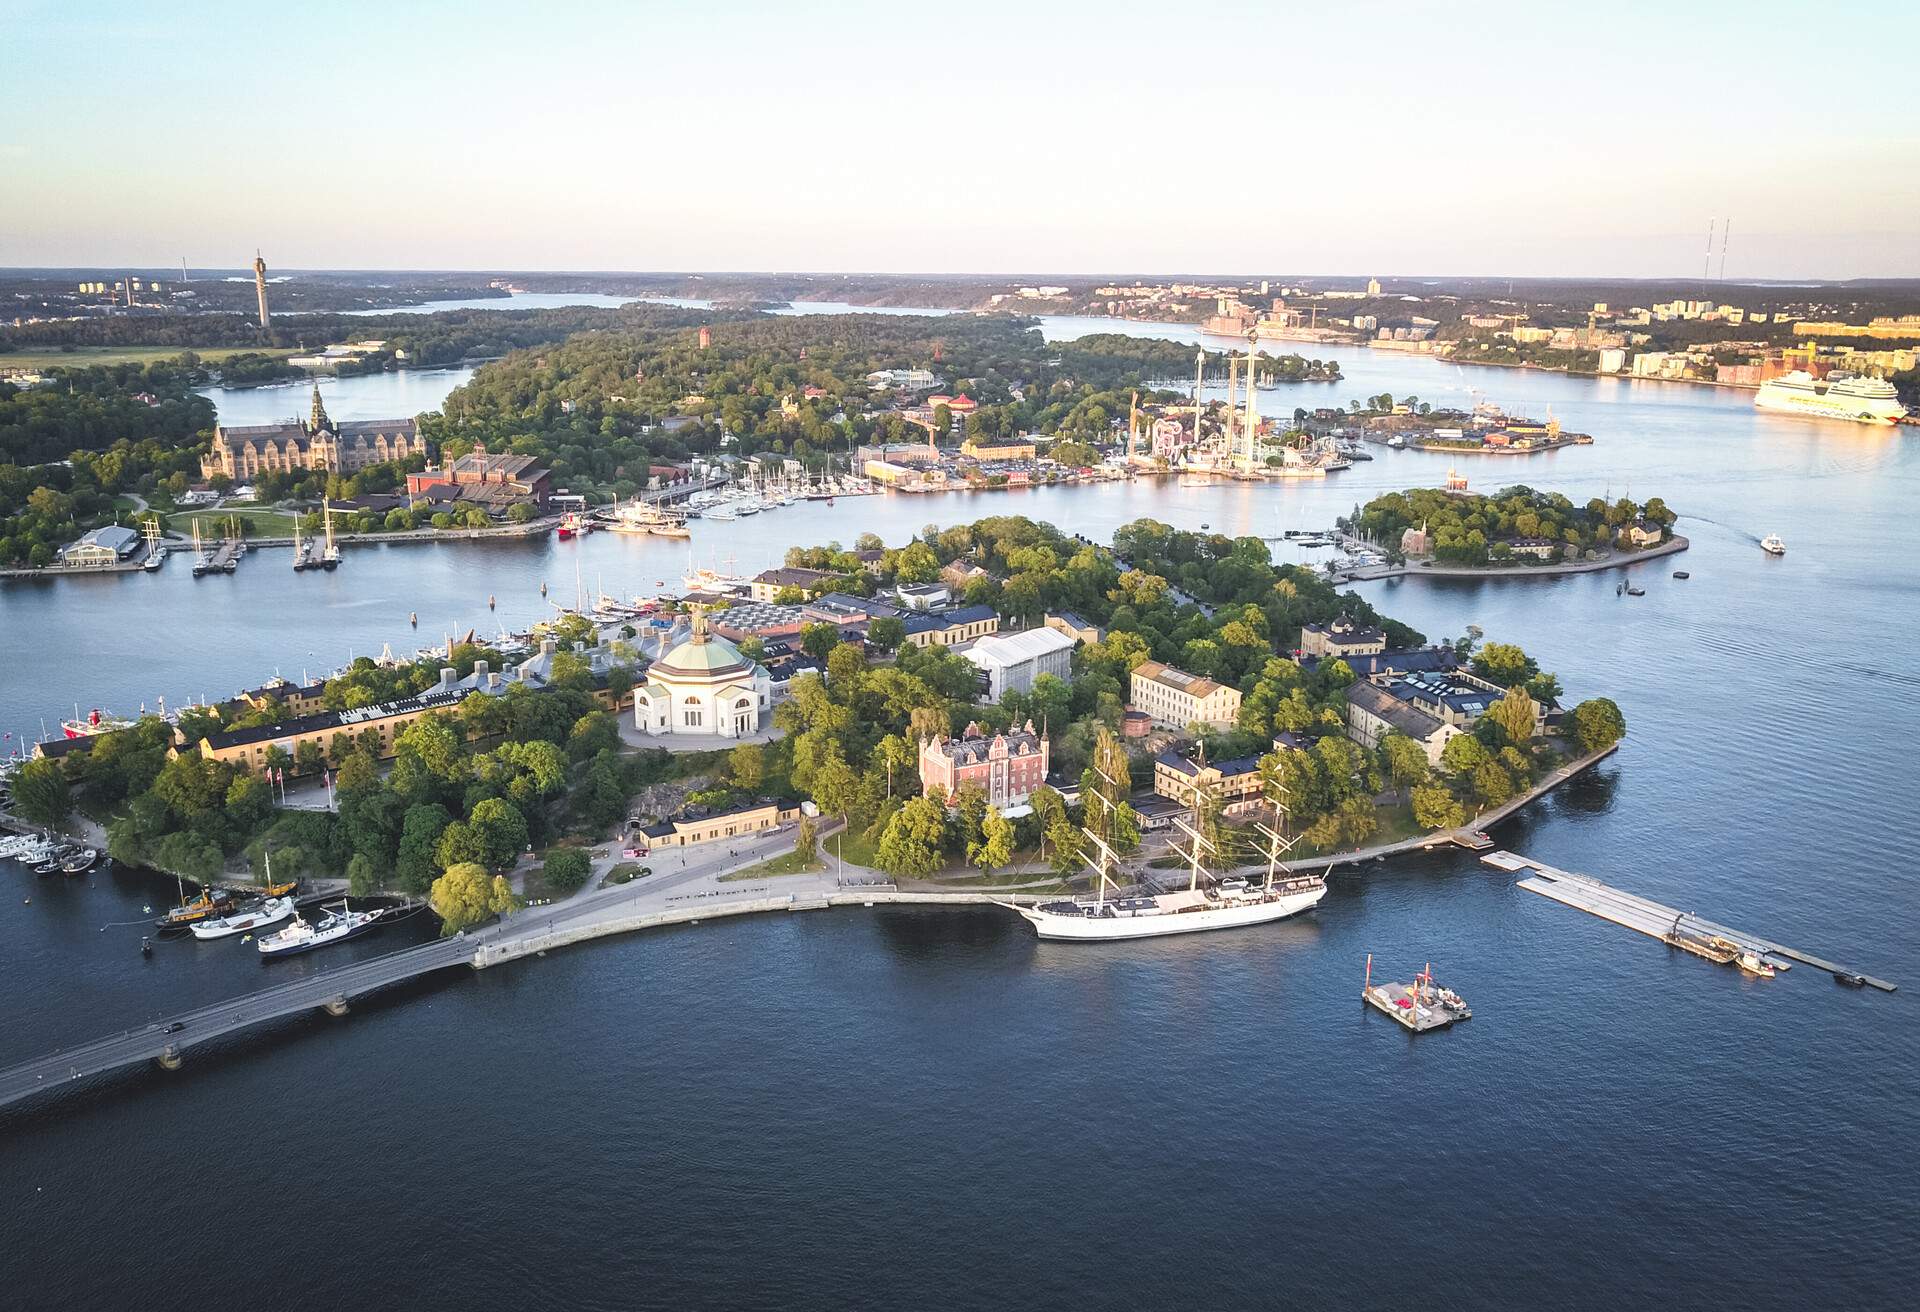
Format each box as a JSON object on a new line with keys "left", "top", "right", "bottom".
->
{"left": 1335, "top": 534, "right": 1687, "bottom": 582}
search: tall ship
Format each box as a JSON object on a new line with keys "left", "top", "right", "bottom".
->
{"left": 1007, "top": 797, "right": 1326, "bottom": 942}
{"left": 1754, "top": 371, "right": 1905, "bottom": 425}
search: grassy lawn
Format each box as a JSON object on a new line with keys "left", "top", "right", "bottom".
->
{"left": 171, "top": 507, "right": 298, "bottom": 537}
{"left": 0, "top": 346, "right": 296, "bottom": 370}
{"left": 821, "top": 824, "right": 881, "bottom": 870}
{"left": 721, "top": 849, "right": 827, "bottom": 881}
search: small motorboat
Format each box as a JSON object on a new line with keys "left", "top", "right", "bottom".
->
{"left": 1672, "top": 570, "right": 1690, "bottom": 579}
{"left": 33, "top": 847, "right": 71, "bottom": 875}
{"left": 1760, "top": 534, "right": 1786, "bottom": 556}
{"left": 189, "top": 897, "right": 296, "bottom": 940}
{"left": 1735, "top": 949, "right": 1776, "bottom": 979}
{"left": 1834, "top": 971, "right": 1867, "bottom": 988}
{"left": 59, "top": 848, "right": 99, "bottom": 875}
{"left": 1625, "top": 584, "right": 1645, "bottom": 596}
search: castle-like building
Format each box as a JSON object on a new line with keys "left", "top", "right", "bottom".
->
{"left": 200, "top": 385, "right": 426, "bottom": 481}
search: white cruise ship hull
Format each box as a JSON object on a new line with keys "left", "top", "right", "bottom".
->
{"left": 1754, "top": 384, "right": 1903, "bottom": 425}
{"left": 1013, "top": 883, "right": 1326, "bottom": 941}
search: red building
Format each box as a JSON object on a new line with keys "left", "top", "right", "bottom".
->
{"left": 405, "top": 441, "right": 552, "bottom": 511}
{"left": 919, "top": 721, "right": 1050, "bottom": 813}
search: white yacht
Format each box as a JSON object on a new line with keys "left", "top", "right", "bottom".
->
{"left": 258, "top": 902, "right": 383, "bottom": 957}
{"left": 1755, "top": 370, "right": 1905, "bottom": 425}
{"left": 1761, "top": 534, "right": 1786, "bottom": 556}
{"left": 189, "top": 897, "right": 295, "bottom": 940}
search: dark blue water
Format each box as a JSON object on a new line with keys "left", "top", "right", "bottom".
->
{"left": 1, "top": 326, "right": 1915, "bottom": 1308}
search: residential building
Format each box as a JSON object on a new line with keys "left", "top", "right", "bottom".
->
{"left": 1298, "top": 612, "right": 1386, "bottom": 660}
{"left": 1504, "top": 537, "right": 1558, "bottom": 561}
{"left": 634, "top": 799, "right": 804, "bottom": 849}
{"left": 1344, "top": 681, "right": 1459, "bottom": 765}
{"left": 1153, "top": 749, "right": 1265, "bottom": 815}
{"left": 919, "top": 722, "right": 1051, "bottom": 812}
{"left": 1044, "top": 612, "right": 1102, "bottom": 646}
{"left": 1130, "top": 661, "right": 1241, "bottom": 730}
{"left": 749, "top": 566, "right": 836, "bottom": 603}
{"left": 1389, "top": 669, "right": 1529, "bottom": 732}
{"left": 192, "top": 687, "right": 469, "bottom": 778}
{"left": 1626, "top": 519, "right": 1663, "bottom": 547}
{"left": 902, "top": 604, "right": 999, "bottom": 648}
{"left": 963, "top": 626, "right": 1076, "bottom": 699}
{"left": 960, "top": 439, "right": 1038, "bottom": 461}
{"left": 896, "top": 582, "right": 951, "bottom": 610}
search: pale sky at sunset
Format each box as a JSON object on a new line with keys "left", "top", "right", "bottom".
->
{"left": 4, "top": 0, "right": 1915, "bottom": 278}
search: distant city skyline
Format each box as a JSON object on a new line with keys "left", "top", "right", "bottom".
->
{"left": 3, "top": 0, "right": 1916, "bottom": 279}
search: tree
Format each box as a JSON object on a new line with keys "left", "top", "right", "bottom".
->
{"left": 1472, "top": 760, "right": 1515, "bottom": 805}
{"left": 1471, "top": 642, "right": 1538, "bottom": 688}
{"left": 1410, "top": 781, "right": 1465, "bottom": 830}
{"left": 429, "top": 862, "right": 519, "bottom": 933}
{"left": 827, "top": 641, "right": 867, "bottom": 690}
{"left": 800, "top": 622, "right": 840, "bottom": 660}
{"left": 1571, "top": 697, "right": 1627, "bottom": 754}
{"left": 969, "top": 805, "right": 1015, "bottom": 874}
{"left": 396, "top": 802, "right": 453, "bottom": 894}
{"left": 153, "top": 831, "right": 222, "bottom": 883}
{"left": 811, "top": 753, "right": 860, "bottom": 821}
{"left": 9, "top": 758, "right": 70, "bottom": 827}
{"left": 729, "top": 741, "right": 765, "bottom": 789}
{"left": 436, "top": 820, "right": 487, "bottom": 870}
{"left": 1487, "top": 685, "right": 1538, "bottom": 746}
{"left": 1440, "top": 733, "right": 1490, "bottom": 776}
{"left": 542, "top": 847, "right": 592, "bottom": 893}
{"left": 795, "top": 816, "right": 819, "bottom": 864}
{"left": 1045, "top": 819, "right": 1083, "bottom": 877}
{"left": 876, "top": 796, "right": 946, "bottom": 879}
{"left": 346, "top": 853, "right": 382, "bottom": 895}
{"left": 1379, "top": 732, "right": 1430, "bottom": 796}
{"left": 867, "top": 615, "right": 906, "bottom": 653}
{"left": 469, "top": 797, "right": 529, "bottom": 870}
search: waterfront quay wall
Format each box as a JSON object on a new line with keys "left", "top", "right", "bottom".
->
{"left": 472, "top": 888, "right": 1042, "bottom": 968}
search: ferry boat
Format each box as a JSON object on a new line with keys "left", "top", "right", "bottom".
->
{"left": 1754, "top": 370, "right": 1906, "bottom": 425}
{"left": 189, "top": 897, "right": 295, "bottom": 940}
{"left": 1760, "top": 534, "right": 1786, "bottom": 556}
{"left": 258, "top": 902, "right": 384, "bottom": 957}
{"left": 62, "top": 707, "right": 133, "bottom": 738}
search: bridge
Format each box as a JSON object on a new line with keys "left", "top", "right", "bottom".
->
{"left": 0, "top": 824, "right": 1035, "bottom": 1115}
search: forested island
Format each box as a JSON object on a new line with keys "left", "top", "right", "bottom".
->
{"left": 12, "top": 515, "right": 1627, "bottom": 916}
{"left": 1348, "top": 486, "right": 1678, "bottom": 567}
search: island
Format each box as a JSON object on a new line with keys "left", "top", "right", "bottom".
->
{"left": 1337, "top": 485, "right": 1684, "bottom": 575}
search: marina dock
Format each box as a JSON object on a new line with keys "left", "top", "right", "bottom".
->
{"left": 1496, "top": 852, "right": 1895, "bottom": 992}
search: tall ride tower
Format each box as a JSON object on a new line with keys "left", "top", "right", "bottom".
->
{"left": 254, "top": 250, "right": 271, "bottom": 328}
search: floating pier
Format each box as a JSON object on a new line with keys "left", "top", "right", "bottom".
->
{"left": 1495, "top": 852, "right": 1895, "bottom": 992}
{"left": 1363, "top": 955, "right": 1473, "bottom": 1032}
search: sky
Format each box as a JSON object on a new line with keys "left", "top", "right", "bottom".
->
{"left": 3, "top": 0, "right": 1916, "bottom": 279}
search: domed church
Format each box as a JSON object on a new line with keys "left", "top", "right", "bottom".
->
{"left": 632, "top": 608, "right": 772, "bottom": 739}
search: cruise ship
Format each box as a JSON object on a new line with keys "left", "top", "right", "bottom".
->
{"left": 1754, "top": 371, "right": 1906, "bottom": 425}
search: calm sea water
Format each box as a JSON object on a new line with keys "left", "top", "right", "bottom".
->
{"left": 1, "top": 319, "right": 1914, "bottom": 1308}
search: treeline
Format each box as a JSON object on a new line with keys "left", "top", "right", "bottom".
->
{"left": 1350, "top": 486, "right": 1676, "bottom": 565}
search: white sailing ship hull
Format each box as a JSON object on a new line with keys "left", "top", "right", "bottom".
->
{"left": 1014, "top": 884, "right": 1326, "bottom": 941}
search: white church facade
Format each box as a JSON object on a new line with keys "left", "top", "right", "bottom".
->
{"left": 631, "top": 610, "right": 773, "bottom": 740}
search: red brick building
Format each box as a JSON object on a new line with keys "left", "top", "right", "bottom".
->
{"left": 919, "top": 721, "right": 1051, "bottom": 813}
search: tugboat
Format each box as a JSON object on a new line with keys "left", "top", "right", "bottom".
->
{"left": 189, "top": 897, "right": 296, "bottom": 940}
{"left": 1760, "top": 534, "right": 1786, "bottom": 556}
{"left": 1735, "top": 948, "right": 1776, "bottom": 979}
{"left": 155, "top": 884, "right": 234, "bottom": 930}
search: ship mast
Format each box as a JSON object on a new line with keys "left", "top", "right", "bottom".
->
{"left": 1243, "top": 332, "right": 1260, "bottom": 472}
{"left": 1170, "top": 814, "right": 1215, "bottom": 895}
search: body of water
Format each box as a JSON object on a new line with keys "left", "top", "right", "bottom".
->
{"left": 344, "top": 291, "right": 643, "bottom": 316}
{"left": 1, "top": 315, "right": 1914, "bottom": 1308}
